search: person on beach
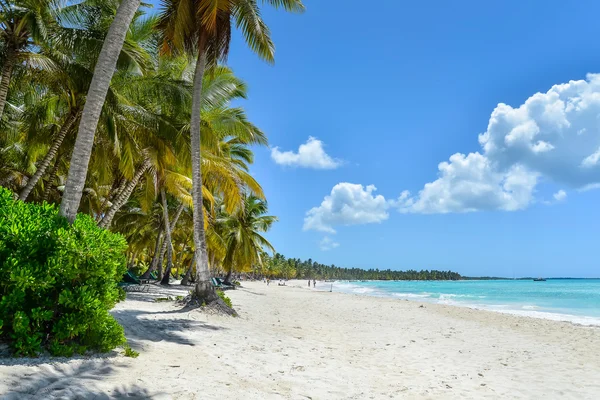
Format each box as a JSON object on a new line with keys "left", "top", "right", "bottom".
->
{"left": 313, "top": 279, "right": 316, "bottom": 288}
{"left": 308, "top": 280, "right": 311, "bottom": 287}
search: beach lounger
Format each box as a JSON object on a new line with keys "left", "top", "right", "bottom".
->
{"left": 140, "top": 270, "right": 158, "bottom": 284}
{"left": 211, "top": 277, "right": 235, "bottom": 290}
{"left": 120, "top": 271, "right": 150, "bottom": 292}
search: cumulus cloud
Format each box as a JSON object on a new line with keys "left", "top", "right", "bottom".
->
{"left": 271, "top": 137, "right": 341, "bottom": 169}
{"left": 303, "top": 183, "right": 389, "bottom": 233}
{"left": 319, "top": 236, "right": 340, "bottom": 251}
{"left": 398, "top": 73, "right": 600, "bottom": 213}
{"left": 553, "top": 190, "right": 567, "bottom": 202}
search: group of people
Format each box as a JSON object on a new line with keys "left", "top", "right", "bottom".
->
{"left": 262, "top": 278, "right": 317, "bottom": 288}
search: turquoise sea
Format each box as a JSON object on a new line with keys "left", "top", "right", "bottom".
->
{"left": 331, "top": 279, "right": 600, "bottom": 326}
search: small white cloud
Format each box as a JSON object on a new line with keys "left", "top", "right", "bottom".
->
{"left": 304, "top": 183, "right": 389, "bottom": 233}
{"left": 553, "top": 190, "right": 567, "bottom": 202}
{"left": 271, "top": 136, "right": 341, "bottom": 169}
{"left": 579, "top": 183, "right": 600, "bottom": 192}
{"left": 531, "top": 141, "right": 554, "bottom": 153}
{"left": 319, "top": 236, "right": 340, "bottom": 251}
{"left": 581, "top": 147, "right": 600, "bottom": 168}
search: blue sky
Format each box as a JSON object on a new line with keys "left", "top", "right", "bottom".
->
{"left": 154, "top": 1, "right": 600, "bottom": 277}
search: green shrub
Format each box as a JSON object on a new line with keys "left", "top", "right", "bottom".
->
{"left": 216, "top": 290, "right": 232, "bottom": 308}
{"left": 123, "top": 343, "right": 139, "bottom": 358}
{"left": 0, "top": 187, "right": 127, "bottom": 356}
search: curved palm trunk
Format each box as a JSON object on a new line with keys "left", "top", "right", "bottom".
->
{"left": 224, "top": 268, "right": 233, "bottom": 285}
{"left": 19, "top": 111, "right": 80, "bottom": 201}
{"left": 160, "top": 189, "right": 174, "bottom": 285}
{"left": 157, "top": 202, "right": 184, "bottom": 265}
{"left": 41, "top": 158, "right": 61, "bottom": 203}
{"left": 190, "top": 44, "right": 217, "bottom": 302}
{"left": 0, "top": 48, "right": 15, "bottom": 121}
{"left": 59, "top": 0, "right": 141, "bottom": 223}
{"left": 98, "top": 157, "right": 151, "bottom": 228}
{"left": 181, "top": 258, "right": 194, "bottom": 286}
{"left": 141, "top": 229, "right": 163, "bottom": 279}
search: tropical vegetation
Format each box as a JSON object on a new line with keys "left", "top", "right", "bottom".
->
{"left": 0, "top": 0, "right": 303, "bottom": 354}
{"left": 258, "top": 254, "right": 462, "bottom": 281}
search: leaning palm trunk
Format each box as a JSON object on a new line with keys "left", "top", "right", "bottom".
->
{"left": 19, "top": 110, "right": 80, "bottom": 201}
{"left": 0, "top": 48, "right": 15, "bottom": 121}
{"left": 59, "top": 0, "right": 141, "bottom": 223}
{"left": 181, "top": 258, "right": 195, "bottom": 286}
{"left": 141, "top": 228, "right": 163, "bottom": 279}
{"left": 41, "top": 158, "right": 60, "bottom": 203}
{"left": 190, "top": 44, "right": 217, "bottom": 302}
{"left": 98, "top": 157, "right": 151, "bottom": 228}
{"left": 157, "top": 203, "right": 184, "bottom": 267}
{"left": 160, "top": 189, "right": 174, "bottom": 285}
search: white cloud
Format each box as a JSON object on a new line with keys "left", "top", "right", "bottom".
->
{"left": 271, "top": 137, "right": 341, "bottom": 169}
{"left": 319, "top": 236, "right": 340, "bottom": 251}
{"left": 553, "top": 190, "right": 567, "bottom": 202}
{"left": 303, "top": 183, "right": 389, "bottom": 233}
{"left": 398, "top": 73, "right": 600, "bottom": 213}
{"left": 581, "top": 147, "right": 600, "bottom": 168}
{"left": 397, "top": 153, "right": 538, "bottom": 214}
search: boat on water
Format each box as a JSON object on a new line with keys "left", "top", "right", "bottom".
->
{"left": 533, "top": 277, "right": 547, "bottom": 282}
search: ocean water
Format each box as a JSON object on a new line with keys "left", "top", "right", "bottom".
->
{"left": 329, "top": 279, "right": 600, "bottom": 326}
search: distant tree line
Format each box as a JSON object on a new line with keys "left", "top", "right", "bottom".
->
{"left": 256, "top": 253, "right": 462, "bottom": 281}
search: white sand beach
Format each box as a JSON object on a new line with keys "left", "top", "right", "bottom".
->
{"left": 1, "top": 280, "right": 600, "bottom": 399}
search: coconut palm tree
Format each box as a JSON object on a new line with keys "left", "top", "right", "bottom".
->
{"left": 17, "top": 11, "right": 157, "bottom": 202}
{"left": 219, "top": 195, "right": 276, "bottom": 283}
{"left": 0, "top": 0, "right": 56, "bottom": 120}
{"left": 156, "top": 0, "right": 304, "bottom": 304}
{"left": 59, "top": 0, "right": 144, "bottom": 222}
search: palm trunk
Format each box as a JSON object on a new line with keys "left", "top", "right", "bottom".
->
{"left": 181, "top": 258, "right": 195, "bottom": 286}
{"left": 95, "top": 177, "right": 126, "bottom": 222}
{"left": 141, "top": 229, "right": 163, "bottom": 279}
{"left": 157, "top": 203, "right": 184, "bottom": 267}
{"left": 41, "top": 158, "right": 61, "bottom": 203}
{"left": 191, "top": 42, "right": 217, "bottom": 302}
{"left": 19, "top": 111, "right": 80, "bottom": 201}
{"left": 224, "top": 268, "right": 233, "bottom": 285}
{"left": 0, "top": 47, "right": 15, "bottom": 121}
{"left": 98, "top": 157, "right": 151, "bottom": 228}
{"left": 160, "top": 189, "right": 174, "bottom": 285}
{"left": 59, "top": 0, "right": 141, "bottom": 223}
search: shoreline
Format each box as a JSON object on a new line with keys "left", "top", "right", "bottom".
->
{"left": 289, "top": 279, "right": 600, "bottom": 329}
{"left": 2, "top": 280, "right": 600, "bottom": 399}
{"left": 304, "top": 279, "right": 600, "bottom": 327}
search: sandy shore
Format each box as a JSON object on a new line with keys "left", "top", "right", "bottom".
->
{"left": 1, "top": 280, "right": 600, "bottom": 399}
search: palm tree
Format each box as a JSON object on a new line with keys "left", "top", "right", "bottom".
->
{"left": 17, "top": 11, "right": 157, "bottom": 202}
{"left": 219, "top": 195, "right": 276, "bottom": 283}
{"left": 0, "top": 0, "right": 55, "bottom": 120}
{"left": 59, "top": 0, "right": 143, "bottom": 222}
{"left": 157, "top": 0, "right": 304, "bottom": 304}
{"left": 17, "top": 57, "right": 88, "bottom": 200}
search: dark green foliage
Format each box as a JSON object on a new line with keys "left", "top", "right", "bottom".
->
{"left": 0, "top": 187, "right": 127, "bottom": 356}
{"left": 269, "top": 253, "right": 462, "bottom": 281}
{"left": 216, "top": 290, "right": 232, "bottom": 308}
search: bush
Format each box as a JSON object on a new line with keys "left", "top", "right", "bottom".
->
{"left": 123, "top": 343, "right": 139, "bottom": 358}
{"left": 0, "top": 187, "right": 127, "bottom": 356}
{"left": 216, "top": 289, "right": 232, "bottom": 308}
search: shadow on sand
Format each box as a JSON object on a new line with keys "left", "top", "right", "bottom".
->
{"left": 112, "top": 308, "right": 225, "bottom": 349}
{"left": 0, "top": 360, "right": 164, "bottom": 399}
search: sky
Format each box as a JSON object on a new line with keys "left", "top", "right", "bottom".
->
{"left": 151, "top": 0, "right": 600, "bottom": 277}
